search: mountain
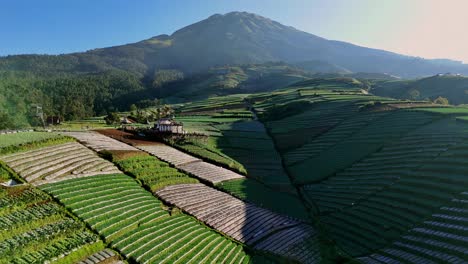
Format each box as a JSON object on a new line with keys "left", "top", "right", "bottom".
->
{"left": 2, "top": 11, "right": 468, "bottom": 78}
{"left": 3, "top": 11, "right": 468, "bottom": 128}
{"left": 372, "top": 74, "right": 468, "bottom": 104}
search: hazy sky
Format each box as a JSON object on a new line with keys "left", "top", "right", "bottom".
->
{"left": 1, "top": 0, "right": 467, "bottom": 62}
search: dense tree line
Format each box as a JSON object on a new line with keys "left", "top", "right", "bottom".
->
{"left": 0, "top": 70, "right": 148, "bottom": 129}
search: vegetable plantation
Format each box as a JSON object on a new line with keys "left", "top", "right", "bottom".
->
{"left": 40, "top": 174, "right": 261, "bottom": 263}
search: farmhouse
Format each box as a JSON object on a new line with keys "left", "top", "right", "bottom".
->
{"left": 154, "top": 118, "right": 184, "bottom": 134}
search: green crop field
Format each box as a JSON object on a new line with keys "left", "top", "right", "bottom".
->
{"left": 0, "top": 132, "right": 62, "bottom": 148}
{"left": 40, "top": 174, "right": 260, "bottom": 263}
{"left": 0, "top": 165, "right": 107, "bottom": 264}
{"left": 173, "top": 81, "right": 468, "bottom": 262}
{"left": 3, "top": 77, "right": 468, "bottom": 263}
{"left": 113, "top": 153, "right": 199, "bottom": 191}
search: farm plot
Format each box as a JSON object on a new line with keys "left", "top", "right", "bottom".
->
{"left": 0, "top": 142, "right": 121, "bottom": 185}
{"left": 289, "top": 110, "right": 436, "bottom": 184}
{"left": 138, "top": 143, "right": 245, "bottom": 184}
{"left": 265, "top": 100, "right": 362, "bottom": 152}
{"left": 358, "top": 191, "right": 468, "bottom": 264}
{"left": 40, "top": 174, "right": 255, "bottom": 264}
{"left": 0, "top": 185, "right": 103, "bottom": 264}
{"left": 0, "top": 132, "right": 62, "bottom": 148}
{"left": 214, "top": 120, "right": 292, "bottom": 189}
{"left": 320, "top": 139, "right": 468, "bottom": 257}
{"left": 63, "top": 131, "right": 138, "bottom": 152}
{"left": 155, "top": 183, "right": 320, "bottom": 263}
{"left": 217, "top": 178, "right": 310, "bottom": 221}
{"left": 283, "top": 111, "right": 391, "bottom": 166}
{"left": 113, "top": 154, "right": 198, "bottom": 191}
{"left": 138, "top": 143, "right": 200, "bottom": 166}
{"left": 303, "top": 130, "right": 467, "bottom": 213}
{"left": 177, "top": 161, "right": 245, "bottom": 184}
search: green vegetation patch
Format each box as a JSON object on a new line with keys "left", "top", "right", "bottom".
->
{"left": 113, "top": 154, "right": 198, "bottom": 191}
{"left": 40, "top": 174, "right": 257, "bottom": 263}
{"left": 0, "top": 184, "right": 100, "bottom": 264}
{"left": 0, "top": 132, "right": 74, "bottom": 155}
{"left": 412, "top": 106, "right": 468, "bottom": 115}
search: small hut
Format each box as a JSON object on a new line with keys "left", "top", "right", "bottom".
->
{"left": 154, "top": 118, "right": 184, "bottom": 134}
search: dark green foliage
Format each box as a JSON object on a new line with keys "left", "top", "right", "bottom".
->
{"left": 104, "top": 112, "right": 120, "bottom": 125}
{"left": 0, "top": 111, "right": 15, "bottom": 130}
{"left": 373, "top": 74, "right": 468, "bottom": 105}
{"left": 0, "top": 70, "right": 146, "bottom": 126}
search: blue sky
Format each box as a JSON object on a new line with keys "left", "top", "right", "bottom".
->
{"left": 1, "top": 0, "right": 467, "bottom": 62}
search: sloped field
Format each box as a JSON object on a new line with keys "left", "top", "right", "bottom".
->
{"left": 0, "top": 142, "right": 121, "bottom": 185}
{"left": 0, "top": 185, "right": 105, "bottom": 264}
{"left": 156, "top": 183, "right": 320, "bottom": 263}
{"left": 63, "top": 132, "right": 138, "bottom": 152}
{"left": 40, "top": 174, "right": 256, "bottom": 264}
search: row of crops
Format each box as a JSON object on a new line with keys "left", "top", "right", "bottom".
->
{"left": 0, "top": 142, "right": 121, "bottom": 186}
{"left": 214, "top": 121, "right": 292, "bottom": 189}
{"left": 112, "top": 152, "right": 198, "bottom": 191}
{"left": 248, "top": 82, "right": 468, "bottom": 262}
{"left": 174, "top": 96, "right": 307, "bottom": 223}
{"left": 155, "top": 183, "right": 320, "bottom": 263}
{"left": 0, "top": 184, "right": 106, "bottom": 264}
{"left": 40, "top": 174, "right": 263, "bottom": 263}
{"left": 0, "top": 133, "right": 125, "bottom": 264}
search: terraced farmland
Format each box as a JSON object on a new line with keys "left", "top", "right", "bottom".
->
{"left": 289, "top": 110, "right": 436, "bottom": 184}
{"left": 0, "top": 142, "right": 121, "bottom": 185}
{"left": 0, "top": 184, "right": 105, "bottom": 264}
{"left": 214, "top": 120, "right": 292, "bottom": 189}
{"left": 113, "top": 153, "right": 199, "bottom": 191}
{"left": 217, "top": 178, "right": 310, "bottom": 221}
{"left": 0, "top": 143, "right": 120, "bottom": 185}
{"left": 358, "top": 191, "right": 468, "bottom": 263}
{"left": 156, "top": 183, "right": 320, "bottom": 263}
{"left": 0, "top": 131, "right": 62, "bottom": 148}
{"left": 138, "top": 143, "right": 200, "bottom": 166}
{"left": 63, "top": 131, "right": 138, "bottom": 152}
{"left": 40, "top": 174, "right": 259, "bottom": 263}
{"left": 138, "top": 144, "right": 245, "bottom": 184}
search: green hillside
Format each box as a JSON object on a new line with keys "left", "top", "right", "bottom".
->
{"left": 372, "top": 74, "right": 468, "bottom": 105}
{"left": 172, "top": 78, "right": 468, "bottom": 262}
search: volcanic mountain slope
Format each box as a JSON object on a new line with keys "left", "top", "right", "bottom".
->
{"left": 2, "top": 11, "right": 468, "bottom": 78}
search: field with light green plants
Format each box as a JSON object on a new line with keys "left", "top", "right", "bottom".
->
{"left": 0, "top": 162, "right": 109, "bottom": 264}
{"left": 168, "top": 77, "right": 468, "bottom": 263}
{"left": 4, "top": 76, "right": 468, "bottom": 263}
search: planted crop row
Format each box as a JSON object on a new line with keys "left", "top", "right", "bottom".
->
{"left": 217, "top": 178, "right": 310, "bottom": 221}
{"left": 0, "top": 183, "right": 101, "bottom": 264}
{"left": 40, "top": 174, "right": 256, "bottom": 263}
{"left": 113, "top": 154, "right": 198, "bottom": 191}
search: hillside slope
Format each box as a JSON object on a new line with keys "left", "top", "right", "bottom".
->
{"left": 373, "top": 74, "right": 468, "bottom": 105}
{"left": 2, "top": 12, "right": 468, "bottom": 78}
